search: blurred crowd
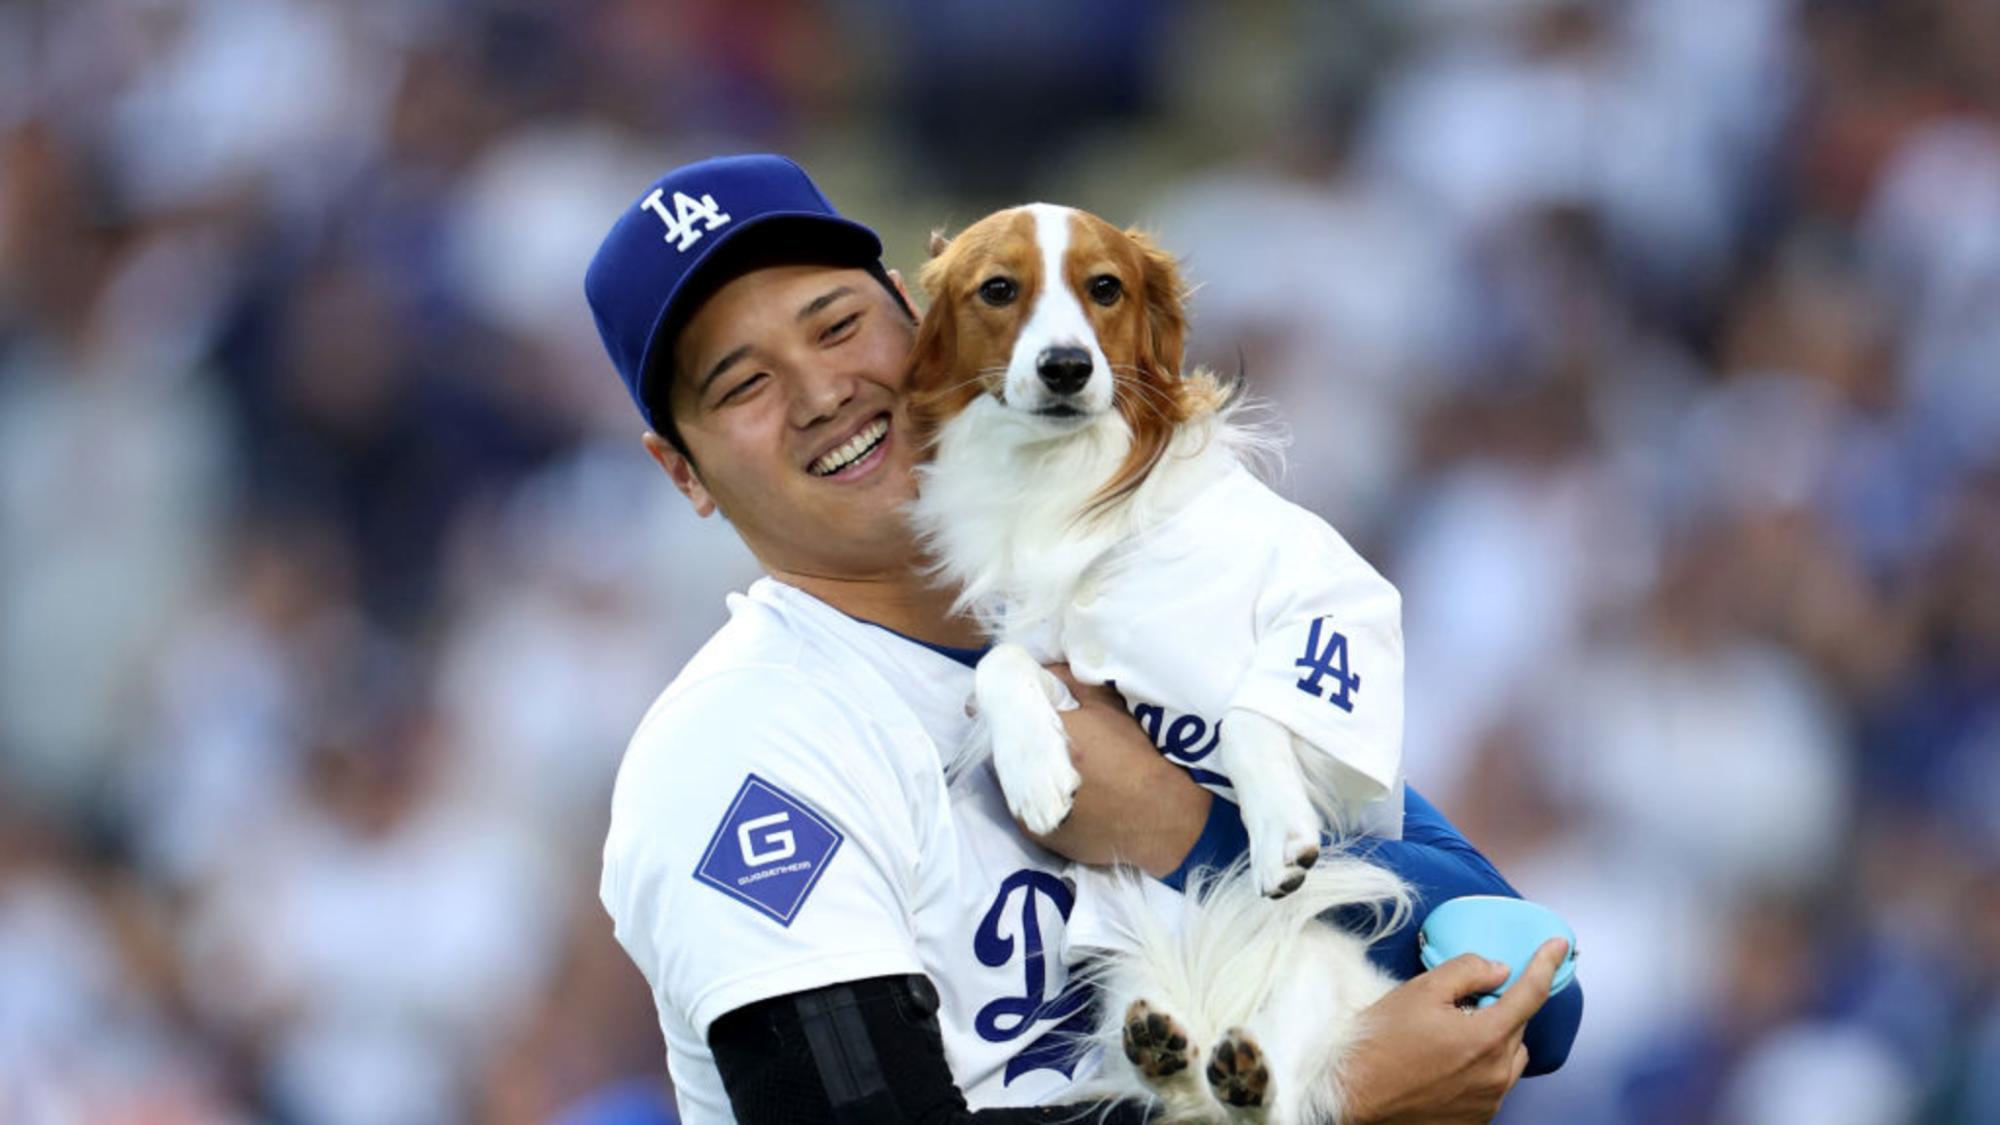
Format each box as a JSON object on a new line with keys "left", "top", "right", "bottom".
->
{"left": 2, "top": 0, "right": 1996, "bottom": 1122}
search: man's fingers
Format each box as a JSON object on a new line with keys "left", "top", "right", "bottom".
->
{"left": 1489, "top": 938, "right": 1569, "bottom": 1023}
{"left": 1422, "top": 952, "right": 1513, "bottom": 1004}
{"left": 1510, "top": 1042, "right": 1530, "bottom": 1082}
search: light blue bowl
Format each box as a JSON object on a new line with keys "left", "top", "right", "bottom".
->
{"left": 1417, "top": 895, "right": 1578, "bottom": 1009}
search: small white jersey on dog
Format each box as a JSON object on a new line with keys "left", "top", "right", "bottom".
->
{"left": 1060, "top": 458, "right": 1406, "bottom": 834}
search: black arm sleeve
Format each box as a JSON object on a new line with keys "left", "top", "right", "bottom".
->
{"left": 708, "top": 974, "right": 1154, "bottom": 1125}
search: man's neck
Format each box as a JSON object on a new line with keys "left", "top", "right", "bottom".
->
{"left": 772, "top": 567, "right": 986, "bottom": 650}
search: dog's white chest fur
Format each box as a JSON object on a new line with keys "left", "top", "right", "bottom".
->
{"left": 910, "top": 399, "right": 1232, "bottom": 649}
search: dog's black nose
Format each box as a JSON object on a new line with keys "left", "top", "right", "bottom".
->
{"left": 1036, "top": 346, "right": 1093, "bottom": 396}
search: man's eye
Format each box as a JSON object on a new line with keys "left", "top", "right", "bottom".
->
{"left": 978, "top": 277, "right": 1018, "bottom": 307}
{"left": 719, "top": 372, "right": 766, "bottom": 404}
{"left": 1088, "top": 275, "right": 1122, "bottom": 306}
{"left": 822, "top": 312, "right": 861, "bottom": 342}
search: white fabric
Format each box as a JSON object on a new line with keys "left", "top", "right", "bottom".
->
{"left": 600, "top": 580, "right": 1095, "bottom": 1124}
{"left": 1060, "top": 463, "right": 1407, "bottom": 834}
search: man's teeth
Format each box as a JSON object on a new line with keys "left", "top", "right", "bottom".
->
{"left": 811, "top": 417, "right": 889, "bottom": 476}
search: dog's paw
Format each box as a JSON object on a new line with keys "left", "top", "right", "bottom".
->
{"left": 1122, "top": 1000, "right": 1193, "bottom": 1081}
{"left": 992, "top": 724, "right": 1079, "bottom": 835}
{"left": 1205, "top": 1027, "right": 1271, "bottom": 1109}
{"left": 1010, "top": 759, "right": 1079, "bottom": 835}
{"left": 1250, "top": 817, "right": 1322, "bottom": 898}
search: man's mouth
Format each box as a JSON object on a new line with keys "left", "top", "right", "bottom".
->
{"left": 809, "top": 414, "right": 891, "bottom": 477}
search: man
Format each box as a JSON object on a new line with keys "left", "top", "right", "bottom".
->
{"left": 587, "top": 154, "right": 1575, "bottom": 1124}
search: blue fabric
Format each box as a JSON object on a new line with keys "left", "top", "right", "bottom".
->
{"left": 847, "top": 613, "right": 991, "bottom": 668}
{"left": 1159, "top": 790, "right": 1253, "bottom": 893}
{"left": 898, "top": 635, "right": 990, "bottom": 669}
{"left": 1161, "top": 787, "right": 1583, "bottom": 1076}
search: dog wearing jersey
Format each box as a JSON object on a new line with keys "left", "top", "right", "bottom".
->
{"left": 905, "top": 204, "right": 1414, "bottom": 1122}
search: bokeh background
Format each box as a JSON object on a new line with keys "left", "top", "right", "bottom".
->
{"left": 4, "top": 0, "right": 1998, "bottom": 1121}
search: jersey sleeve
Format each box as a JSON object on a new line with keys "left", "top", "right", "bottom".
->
{"left": 600, "top": 667, "right": 931, "bottom": 1041}
{"left": 1226, "top": 518, "right": 1406, "bottom": 832}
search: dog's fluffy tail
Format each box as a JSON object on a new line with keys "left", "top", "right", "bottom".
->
{"left": 1070, "top": 854, "right": 1411, "bottom": 1108}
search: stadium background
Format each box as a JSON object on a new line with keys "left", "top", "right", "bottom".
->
{"left": 4, "top": 0, "right": 1998, "bottom": 1121}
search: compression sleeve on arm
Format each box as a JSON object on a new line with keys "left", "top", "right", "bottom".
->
{"left": 708, "top": 974, "right": 1155, "bottom": 1125}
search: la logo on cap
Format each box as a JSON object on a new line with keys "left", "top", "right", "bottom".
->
{"left": 641, "top": 187, "right": 732, "bottom": 252}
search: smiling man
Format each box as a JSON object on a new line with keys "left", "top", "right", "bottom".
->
{"left": 586, "top": 154, "right": 1573, "bottom": 1124}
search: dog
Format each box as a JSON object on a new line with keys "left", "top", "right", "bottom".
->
{"left": 905, "top": 203, "right": 1415, "bottom": 1120}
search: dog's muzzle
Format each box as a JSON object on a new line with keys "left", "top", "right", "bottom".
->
{"left": 1036, "top": 346, "right": 1093, "bottom": 397}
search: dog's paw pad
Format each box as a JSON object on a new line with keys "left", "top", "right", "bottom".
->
{"left": 1205, "top": 1028, "right": 1270, "bottom": 1108}
{"left": 1262, "top": 857, "right": 1313, "bottom": 898}
{"left": 1122, "top": 1000, "right": 1192, "bottom": 1079}
{"left": 1289, "top": 837, "right": 1321, "bottom": 870}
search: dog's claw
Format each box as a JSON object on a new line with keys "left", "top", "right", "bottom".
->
{"left": 1254, "top": 823, "right": 1324, "bottom": 897}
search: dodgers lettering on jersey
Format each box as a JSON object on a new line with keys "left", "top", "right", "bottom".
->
{"left": 971, "top": 870, "right": 1095, "bottom": 1083}
{"left": 601, "top": 579, "right": 1102, "bottom": 1124}
{"left": 1123, "top": 692, "right": 1231, "bottom": 790}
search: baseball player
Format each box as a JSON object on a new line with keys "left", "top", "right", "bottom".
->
{"left": 587, "top": 155, "right": 1578, "bottom": 1124}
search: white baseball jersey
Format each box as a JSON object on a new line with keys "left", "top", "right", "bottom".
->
{"left": 600, "top": 579, "right": 1099, "bottom": 1124}
{"left": 1059, "top": 460, "right": 1406, "bottom": 838}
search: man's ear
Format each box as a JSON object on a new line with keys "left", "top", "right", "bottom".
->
{"left": 642, "top": 431, "right": 715, "bottom": 517}
{"left": 887, "top": 268, "right": 919, "bottom": 319}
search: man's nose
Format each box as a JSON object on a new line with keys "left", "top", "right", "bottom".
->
{"left": 793, "top": 359, "right": 858, "bottom": 426}
{"left": 1036, "top": 346, "right": 1092, "bottom": 396}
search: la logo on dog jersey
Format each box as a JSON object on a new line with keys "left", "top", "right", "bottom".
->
{"left": 639, "top": 187, "right": 731, "bottom": 252}
{"left": 1295, "top": 616, "right": 1362, "bottom": 712}
{"left": 694, "top": 774, "right": 842, "bottom": 925}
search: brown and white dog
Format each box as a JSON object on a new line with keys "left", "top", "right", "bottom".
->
{"left": 905, "top": 204, "right": 1413, "bottom": 1122}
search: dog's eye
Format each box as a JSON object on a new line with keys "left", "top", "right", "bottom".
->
{"left": 978, "top": 277, "right": 1018, "bottom": 307}
{"left": 1088, "top": 275, "right": 1123, "bottom": 306}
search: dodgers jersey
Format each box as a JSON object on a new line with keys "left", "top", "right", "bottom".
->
{"left": 600, "top": 580, "right": 1097, "bottom": 1124}
{"left": 1060, "top": 460, "right": 1406, "bottom": 838}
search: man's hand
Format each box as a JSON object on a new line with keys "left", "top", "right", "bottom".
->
{"left": 1341, "top": 938, "right": 1571, "bottom": 1124}
{"left": 1025, "top": 666, "right": 1211, "bottom": 877}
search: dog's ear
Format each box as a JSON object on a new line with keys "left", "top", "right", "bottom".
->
{"left": 904, "top": 264, "right": 959, "bottom": 445}
{"left": 1125, "top": 226, "right": 1188, "bottom": 378}
{"left": 908, "top": 281, "right": 955, "bottom": 388}
{"left": 928, "top": 228, "right": 951, "bottom": 258}
{"left": 910, "top": 244, "right": 958, "bottom": 387}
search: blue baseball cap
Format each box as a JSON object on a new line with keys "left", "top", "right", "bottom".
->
{"left": 584, "top": 154, "right": 885, "bottom": 434}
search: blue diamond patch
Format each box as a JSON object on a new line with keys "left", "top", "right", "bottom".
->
{"left": 694, "top": 774, "right": 843, "bottom": 926}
